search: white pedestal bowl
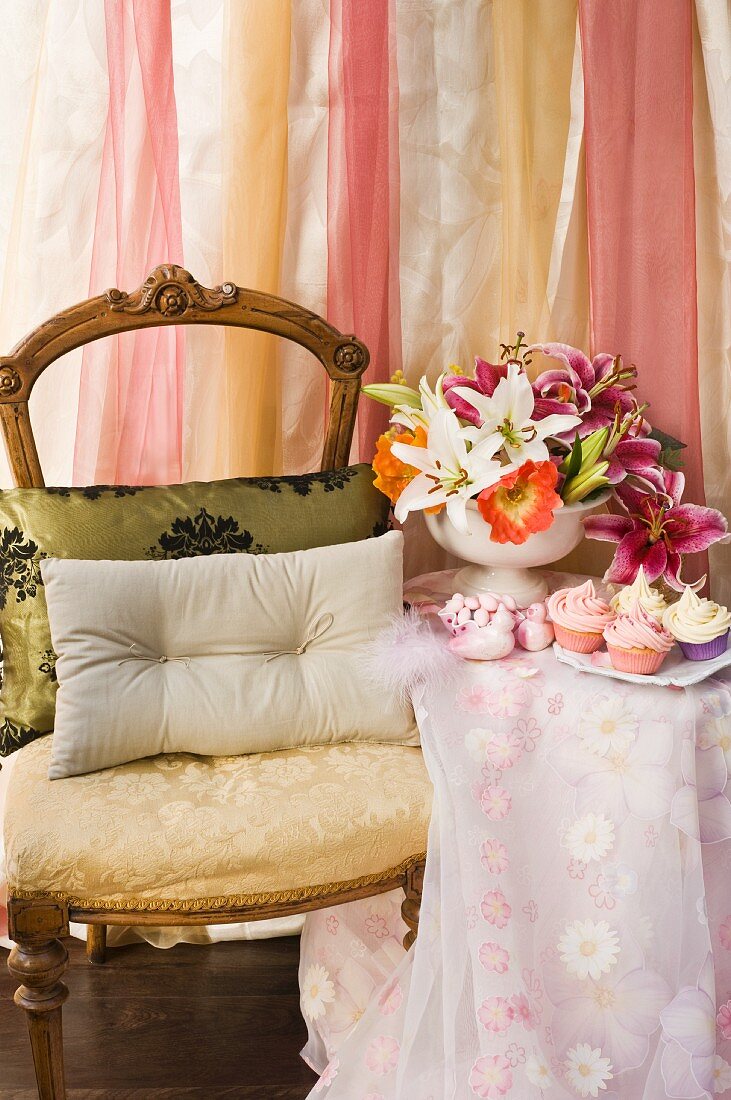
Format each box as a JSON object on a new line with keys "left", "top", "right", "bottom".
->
{"left": 424, "top": 492, "right": 611, "bottom": 607}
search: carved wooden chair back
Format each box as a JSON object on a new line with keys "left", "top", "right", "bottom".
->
{"left": 0, "top": 264, "right": 369, "bottom": 487}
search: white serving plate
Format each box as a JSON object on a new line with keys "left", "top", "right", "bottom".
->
{"left": 552, "top": 642, "right": 731, "bottom": 688}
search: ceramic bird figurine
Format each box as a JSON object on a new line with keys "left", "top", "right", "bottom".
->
{"left": 438, "top": 591, "right": 516, "bottom": 661}
{"left": 515, "top": 601, "right": 555, "bottom": 651}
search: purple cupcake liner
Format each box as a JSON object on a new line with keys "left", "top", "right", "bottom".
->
{"left": 678, "top": 630, "right": 729, "bottom": 662}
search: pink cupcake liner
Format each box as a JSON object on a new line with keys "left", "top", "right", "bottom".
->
{"left": 678, "top": 630, "right": 729, "bottom": 662}
{"left": 606, "top": 645, "right": 668, "bottom": 675}
{"left": 553, "top": 624, "right": 605, "bottom": 654}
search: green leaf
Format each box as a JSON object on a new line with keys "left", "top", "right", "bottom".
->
{"left": 559, "top": 433, "right": 583, "bottom": 480}
{"left": 649, "top": 428, "right": 687, "bottom": 472}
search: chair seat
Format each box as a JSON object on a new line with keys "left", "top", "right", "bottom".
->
{"left": 4, "top": 736, "right": 431, "bottom": 913}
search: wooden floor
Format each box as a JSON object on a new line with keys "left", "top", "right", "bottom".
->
{"left": 0, "top": 935, "right": 318, "bottom": 1099}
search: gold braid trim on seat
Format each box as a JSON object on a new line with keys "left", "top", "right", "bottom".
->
{"left": 9, "top": 852, "right": 427, "bottom": 914}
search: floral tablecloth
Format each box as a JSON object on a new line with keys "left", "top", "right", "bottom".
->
{"left": 299, "top": 571, "right": 731, "bottom": 1099}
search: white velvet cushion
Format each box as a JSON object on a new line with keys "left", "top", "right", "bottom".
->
{"left": 40, "top": 531, "right": 417, "bottom": 779}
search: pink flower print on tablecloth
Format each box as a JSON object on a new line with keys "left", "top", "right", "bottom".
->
{"left": 485, "top": 730, "right": 523, "bottom": 770}
{"left": 588, "top": 864, "right": 638, "bottom": 910}
{"left": 481, "top": 838, "right": 509, "bottom": 874}
{"left": 365, "top": 913, "right": 390, "bottom": 939}
{"left": 671, "top": 740, "right": 731, "bottom": 844}
{"left": 502, "top": 657, "right": 544, "bottom": 697}
{"left": 660, "top": 953, "right": 717, "bottom": 1097}
{"left": 457, "top": 684, "right": 495, "bottom": 714}
{"left": 468, "top": 1054, "right": 513, "bottom": 1097}
{"left": 364, "top": 1035, "right": 400, "bottom": 1076}
{"left": 548, "top": 718, "right": 674, "bottom": 824}
{"left": 482, "top": 680, "right": 529, "bottom": 719}
{"left": 699, "top": 710, "right": 731, "bottom": 772}
{"left": 478, "top": 995, "right": 515, "bottom": 1033}
{"left": 377, "top": 981, "right": 402, "bottom": 1016}
{"left": 522, "top": 900, "right": 539, "bottom": 923}
{"left": 481, "top": 889, "right": 512, "bottom": 928}
{"left": 512, "top": 716, "right": 542, "bottom": 752}
{"left": 326, "top": 915, "right": 338, "bottom": 935}
{"left": 545, "top": 935, "right": 671, "bottom": 1072}
{"left": 314, "top": 1057, "right": 339, "bottom": 1092}
{"left": 718, "top": 1000, "right": 731, "bottom": 1039}
{"left": 479, "top": 941, "right": 510, "bottom": 973}
{"left": 720, "top": 917, "right": 731, "bottom": 950}
{"left": 505, "top": 1042, "right": 526, "bottom": 1067}
{"left": 481, "top": 785, "right": 512, "bottom": 820}
{"left": 510, "top": 992, "right": 539, "bottom": 1031}
{"left": 548, "top": 692, "right": 564, "bottom": 715}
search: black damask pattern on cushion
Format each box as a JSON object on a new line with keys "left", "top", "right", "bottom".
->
{"left": 147, "top": 508, "right": 268, "bottom": 560}
{"left": 372, "top": 517, "right": 393, "bottom": 538}
{"left": 0, "top": 718, "right": 43, "bottom": 756}
{"left": 38, "top": 649, "right": 57, "bottom": 683}
{"left": 0, "top": 528, "right": 44, "bottom": 610}
{"left": 246, "top": 468, "right": 358, "bottom": 497}
{"left": 46, "top": 485, "right": 143, "bottom": 500}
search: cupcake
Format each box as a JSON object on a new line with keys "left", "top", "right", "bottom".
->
{"left": 610, "top": 566, "right": 668, "bottom": 625}
{"left": 663, "top": 586, "right": 731, "bottom": 661}
{"left": 603, "top": 601, "right": 674, "bottom": 674}
{"left": 547, "top": 579, "right": 615, "bottom": 653}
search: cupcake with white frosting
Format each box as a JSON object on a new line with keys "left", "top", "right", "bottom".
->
{"left": 663, "top": 587, "right": 731, "bottom": 661}
{"left": 610, "top": 566, "right": 668, "bottom": 625}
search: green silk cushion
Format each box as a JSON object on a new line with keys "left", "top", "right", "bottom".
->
{"left": 0, "top": 464, "right": 388, "bottom": 757}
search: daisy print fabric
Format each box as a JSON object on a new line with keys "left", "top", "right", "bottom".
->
{"left": 300, "top": 572, "right": 731, "bottom": 1098}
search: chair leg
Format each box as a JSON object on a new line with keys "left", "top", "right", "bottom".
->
{"left": 7, "top": 899, "right": 69, "bottom": 1100}
{"left": 401, "top": 858, "right": 425, "bottom": 950}
{"left": 86, "top": 923, "right": 107, "bottom": 965}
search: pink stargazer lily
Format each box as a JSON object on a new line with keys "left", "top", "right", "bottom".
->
{"left": 443, "top": 357, "right": 510, "bottom": 427}
{"left": 529, "top": 342, "right": 638, "bottom": 440}
{"left": 584, "top": 470, "right": 728, "bottom": 590}
{"left": 600, "top": 405, "right": 665, "bottom": 494}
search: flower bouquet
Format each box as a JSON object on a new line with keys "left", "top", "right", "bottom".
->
{"left": 364, "top": 335, "right": 727, "bottom": 603}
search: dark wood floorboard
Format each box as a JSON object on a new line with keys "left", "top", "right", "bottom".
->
{"left": 1, "top": 936, "right": 318, "bottom": 1099}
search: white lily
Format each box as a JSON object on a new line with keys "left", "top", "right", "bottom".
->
{"left": 454, "top": 361, "right": 582, "bottom": 464}
{"left": 391, "top": 372, "right": 450, "bottom": 431}
{"left": 391, "top": 407, "right": 509, "bottom": 535}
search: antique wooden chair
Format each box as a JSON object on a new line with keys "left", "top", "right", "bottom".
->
{"left": 0, "top": 265, "right": 429, "bottom": 1100}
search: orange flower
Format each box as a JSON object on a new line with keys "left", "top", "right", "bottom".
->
{"left": 477, "top": 460, "right": 562, "bottom": 545}
{"left": 372, "top": 426, "right": 443, "bottom": 513}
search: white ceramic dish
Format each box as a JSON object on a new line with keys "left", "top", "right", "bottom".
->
{"left": 424, "top": 492, "right": 610, "bottom": 607}
{"left": 553, "top": 642, "right": 731, "bottom": 688}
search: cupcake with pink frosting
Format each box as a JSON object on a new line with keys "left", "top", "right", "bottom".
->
{"left": 603, "top": 600, "right": 675, "bottom": 674}
{"left": 547, "top": 580, "right": 615, "bottom": 653}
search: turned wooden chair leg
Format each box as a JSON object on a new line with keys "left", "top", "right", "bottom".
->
{"left": 86, "top": 923, "right": 107, "bottom": 965}
{"left": 401, "top": 858, "right": 425, "bottom": 950}
{"left": 7, "top": 899, "right": 69, "bottom": 1100}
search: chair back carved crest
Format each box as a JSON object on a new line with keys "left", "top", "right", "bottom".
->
{"left": 0, "top": 264, "right": 370, "bottom": 487}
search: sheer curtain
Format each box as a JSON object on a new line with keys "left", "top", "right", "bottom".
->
{"left": 579, "top": 0, "right": 709, "bottom": 587}
{"left": 73, "top": 0, "right": 186, "bottom": 486}
{"left": 694, "top": 0, "right": 731, "bottom": 607}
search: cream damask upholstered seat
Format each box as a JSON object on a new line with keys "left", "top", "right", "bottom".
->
{"left": 5, "top": 737, "right": 431, "bottom": 910}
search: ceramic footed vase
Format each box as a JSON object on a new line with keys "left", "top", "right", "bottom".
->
{"left": 425, "top": 492, "right": 610, "bottom": 608}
